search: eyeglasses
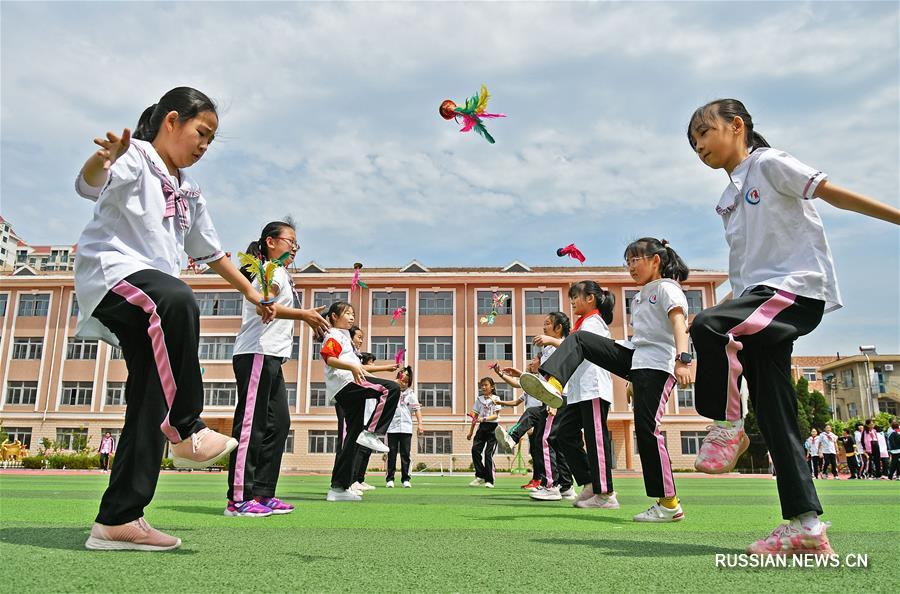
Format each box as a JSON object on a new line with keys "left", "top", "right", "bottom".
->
{"left": 623, "top": 255, "right": 650, "bottom": 269}
{"left": 276, "top": 237, "right": 299, "bottom": 250}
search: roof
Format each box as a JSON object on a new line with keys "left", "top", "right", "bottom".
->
{"left": 818, "top": 354, "right": 900, "bottom": 371}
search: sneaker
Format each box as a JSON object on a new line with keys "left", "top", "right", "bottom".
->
{"left": 255, "top": 497, "right": 294, "bottom": 515}
{"left": 358, "top": 482, "right": 376, "bottom": 491}
{"left": 575, "top": 492, "right": 620, "bottom": 509}
{"left": 356, "top": 431, "right": 389, "bottom": 453}
{"left": 633, "top": 502, "right": 684, "bottom": 523}
{"left": 694, "top": 423, "right": 750, "bottom": 474}
{"left": 349, "top": 482, "right": 366, "bottom": 496}
{"left": 519, "top": 373, "right": 565, "bottom": 409}
{"left": 402, "top": 481, "right": 411, "bottom": 488}
{"left": 530, "top": 486, "right": 562, "bottom": 501}
{"left": 469, "top": 478, "right": 486, "bottom": 487}
{"left": 485, "top": 482, "right": 494, "bottom": 489}
{"left": 521, "top": 479, "right": 541, "bottom": 491}
{"left": 575, "top": 483, "right": 595, "bottom": 503}
{"left": 386, "top": 480, "right": 395, "bottom": 488}
{"left": 560, "top": 486, "right": 578, "bottom": 500}
{"left": 171, "top": 427, "right": 238, "bottom": 469}
{"left": 224, "top": 500, "right": 273, "bottom": 517}
{"left": 495, "top": 425, "right": 517, "bottom": 450}
{"left": 746, "top": 522, "right": 834, "bottom": 556}
{"left": 326, "top": 488, "right": 362, "bottom": 502}
{"left": 85, "top": 518, "right": 181, "bottom": 551}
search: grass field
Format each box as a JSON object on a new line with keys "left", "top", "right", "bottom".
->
{"left": 0, "top": 472, "right": 897, "bottom": 592}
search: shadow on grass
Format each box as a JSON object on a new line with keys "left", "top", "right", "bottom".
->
{"left": 466, "top": 512, "right": 631, "bottom": 525}
{"left": 0, "top": 527, "right": 195, "bottom": 554}
{"left": 531, "top": 536, "right": 742, "bottom": 557}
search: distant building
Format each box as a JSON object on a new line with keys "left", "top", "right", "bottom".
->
{"left": 818, "top": 354, "right": 900, "bottom": 421}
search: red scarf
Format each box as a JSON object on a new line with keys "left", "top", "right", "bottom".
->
{"left": 572, "top": 309, "right": 599, "bottom": 331}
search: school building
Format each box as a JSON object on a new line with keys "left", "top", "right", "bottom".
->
{"left": 1, "top": 258, "right": 729, "bottom": 473}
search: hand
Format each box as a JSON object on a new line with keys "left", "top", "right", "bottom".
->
{"left": 500, "top": 367, "right": 521, "bottom": 378}
{"left": 349, "top": 363, "right": 367, "bottom": 386}
{"left": 417, "top": 426, "right": 424, "bottom": 436}
{"left": 92, "top": 128, "right": 131, "bottom": 170}
{"left": 674, "top": 362, "right": 692, "bottom": 388}
{"left": 301, "top": 305, "right": 330, "bottom": 336}
{"left": 254, "top": 301, "right": 276, "bottom": 324}
{"left": 490, "top": 363, "right": 503, "bottom": 376}
{"left": 466, "top": 432, "right": 473, "bottom": 441}
{"left": 390, "top": 362, "right": 400, "bottom": 371}
{"left": 532, "top": 335, "right": 551, "bottom": 346}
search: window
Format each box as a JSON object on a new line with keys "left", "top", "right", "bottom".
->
{"left": 12, "top": 337, "right": 43, "bottom": 359}
{"left": 0, "top": 294, "right": 7, "bottom": 316}
{"left": 524, "top": 336, "right": 542, "bottom": 361}
{"left": 110, "top": 346, "right": 125, "bottom": 360}
{"left": 418, "top": 336, "right": 452, "bottom": 360}
{"left": 204, "top": 382, "right": 237, "bottom": 406}
{"left": 524, "top": 291, "right": 559, "bottom": 315}
{"left": 5, "top": 381, "right": 37, "bottom": 405}
{"left": 624, "top": 290, "right": 639, "bottom": 315}
{"left": 802, "top": 367, "right": 817, "bottom": 382}
{"left": 285, "top": 383, "right": 297, "bottom": 407}
{"left": 67, "top": 338, "right": 98, "bottom": 360}
{"left": 17, "top": 293, "right": 50, "bottom": 316}
{"left": 61, "top": 382, "right": 93, "bottom": 406}
{"left": 418, "top": 383, "right": 452, "bottom": 407}
{"left": 634, "top": 431, "right": 667, "bottom": 455}
{"left": 2, "top": 426, "right": 32, "bottom": 448}
{"left": 680, "top": 431, "right": 707, "bottom": 455}
{"left": 313, "top": 291, "right": 349, "bottom": 309}
{"left": 311, "top": 338, "right": 323, "bottom": 360}
{"left": 196, "top": 292, "right": 243, "bottom": 316}
{"left": 419, "top": 291, "right": 453, "bottom": 315}
{"left": 309, "top": 383, "right": 328, "bottom": 407}
{"left": 70, "top": 296, "right": 80, "bottom": 317}
{"left": 478, "top": 336, "right": 513, "bottom": 360}
{"left": 494, "top": 383, "right": 512, "bottom": 402}
{"left": 477, "top": 291, "right": 512, "bottom": 315}
{"left": 881, "top": 400, "right": 899, "bottom": 416}
{"left": 677, "top": 384, "right": 695, "bottom": 408}
{"left": 841, "top": 369, "right": 854, "bottom": 388}
{"left": 106, "top": 382, "right": 126, "bottom": 406}
{"left": 372, "top": 292, "right": 406, "bottom": 315}
{"left": 198, "top": 336, "right": 235, "bottom": 360}
{"left": 56, "top": 428, "right": 89, "bottom": 450}
{"left": 284, "top": 430, "right": 295, "bottom": 454}
{"left": 418, "top": 431, "right": 452, "bottom": 454}
{"left": 371, "top": 337, "right": 405, "bottom": 361}
{"left": 308, "top": 430, "right": 338, "bottom": 454}
{"left": 684, "top": 290, "right": 703, "bottom": 316}
{"left": 290, "top": 336, "right": 301, "bottom": 360}
{"left": 847, "top": 402, "right": 858, "bottom": 418}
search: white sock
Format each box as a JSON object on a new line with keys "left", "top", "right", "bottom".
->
{"left": 795, "top": 511, "right": 821, "bottom": 531}
{"left": 715, "top": 419, "right": 744, "bottom": 430}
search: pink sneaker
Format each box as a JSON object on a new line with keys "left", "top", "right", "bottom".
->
{"left": 171, "top": 427, "right": 238, "bottom": 469}
{"left": 746, "top": 522, "right": 835, "bottom": 556}
{"left": 694, "top": 423, "right": 750, "bottom": 474}
{"left": 574, "top": 492, "right": 620, "bottom": 509}
{"left": 224, "top": 500, "right": 273, "bottom": 517}
{"left": 85, "top": 518, "right": 181, "bottom": 551}
{"left": 256, "top": 497, "right": 295, "bottom": 515}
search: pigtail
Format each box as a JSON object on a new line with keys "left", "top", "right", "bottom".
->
{"left": 597, "top": 289, "right": 615, "bottom": 325}
{"left": 133, "top": 104, "right": 160, "bottom": 142}
{"left": 749, "top": 130, "right": 770, "bottom": 151}
{"left": 659, "top": 239, "right": 690, "bottom": 283}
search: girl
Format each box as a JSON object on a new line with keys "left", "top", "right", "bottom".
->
{"left": 76, "top": 87, "right": 275, "bottom": 551}
{"left": 493, "top": 312, "right": 574, "bottom": 496}
{"left": 467, "top": 377, "right": 502, "bottom": 488}
{"left": 225, "top": 220, "right": 330, "bottom": 517}
{"left": 522, "top": 281, "right": 620, "bottom": 509}
{"left": 385, "top": 366, "right": 423, "bottom": 488}
{"left": 804, "top": 428, "right": 821, "bottom": 479}
{"left": 321, "top": 303, "right": 400, "bottom": 501}
{"left": 350, "top": 346, "right": 400, "bottom": 493}
{"left": 686, "top": 98, "right": 899, "bottom": 554}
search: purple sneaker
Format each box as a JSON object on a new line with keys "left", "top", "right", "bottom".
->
{"left": 224, "top": 500, "right": 273, "bottom": 517}
{"left": 256, "top": 497, "right": 295, "bottom": 515}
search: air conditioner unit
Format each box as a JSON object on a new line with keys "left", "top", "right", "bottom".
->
{"left": 885, "top": 364, "right": 894, "bottom": 372}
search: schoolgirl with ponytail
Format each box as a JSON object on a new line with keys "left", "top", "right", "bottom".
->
{"left": 687, "top": 99, "right": 900, "bottom": 556}
{"left": 74, "top": 87, "right": 278, "bottom": 551}
{"left": 520, "top": 244, "right": 692, "bottom": 521}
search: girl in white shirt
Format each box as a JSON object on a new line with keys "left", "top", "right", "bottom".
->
{"left": 467, "top": 377, "right": 502, "bottom": 488}
{"left": 320, "top": 303, "right": 401, "bottom": 501}
{"left": 385, "top": 366, "right": 423, "bottom": 488}
{"left": 686, "top": 98, "right": 899, "bottom": 555}
{"left": 225, "top": 220, "right": 329, "bottom": 517}
{"left": 76, "top": 87, "right": 275, "bottom": 552}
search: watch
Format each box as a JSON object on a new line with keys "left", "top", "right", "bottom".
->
{"left": 676, "top": 352, "right": 693, "bottom": 364}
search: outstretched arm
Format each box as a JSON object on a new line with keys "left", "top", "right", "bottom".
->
{"left": 81, "top": 128, "right": 132, "bottom": 188}
{"left": 815, "top": 181, "right": 900, "bottom": 225}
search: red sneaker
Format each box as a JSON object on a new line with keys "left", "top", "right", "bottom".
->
{"left": 521, "top": 479, "right": 541, "bottom": 490}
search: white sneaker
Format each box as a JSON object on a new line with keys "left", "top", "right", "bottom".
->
{"left": 575, "top": 492, "right": 620, "bottom": 509}
{"left": 348, "top": 482, "right": 365, "bottom": 496}
{"left": 530, "top": 486, "right": 562, "bottom": 501}
{"left": 485, "top": 482, "right": 494, "bottom": 489}
{"left": 575, "top": 483, "right": 595, "bottom": 504}
{"left": 494, "top": 425, "right": 516, "bottom": 450}
{"left": 633, "top": 502, "right": 684, "bottom": 522}
{"left": 359, "top": 482, "right": 376, "bottom": 491}
{"left": 519, "top": 373, "right": 565, "bottom": 409}
{"left": 560, "top": 487, "right": 577, "bottom": 500}
{"left": 356, "top": 431, "right": 389, "bottom": 453}
{"left": 386, "top": 480, "right": 395, "bottom": 488}
{"left": 326, "top": 488, "right": 362, "bottom": 502}
{"left": 469, "top": 478, "right": 486, "bottom": 487}
{"left": 402, "top": 481, "right": 412, "bottom": 488}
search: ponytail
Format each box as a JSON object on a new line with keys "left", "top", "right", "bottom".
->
{"left": 568, "top": 281, "right": 615, "bottom": 325}
{"left": 687, "top": 98, "right": 770, "bottom": 153}
{"left": 132, "top": 87, "right": 217, "bottom": 142}
{"left": 624, "top": 237, "right": 690, "bottom": 283}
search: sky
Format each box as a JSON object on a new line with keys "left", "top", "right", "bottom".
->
{"left": 1, "top": 1, "right": 898, "bottom": 356}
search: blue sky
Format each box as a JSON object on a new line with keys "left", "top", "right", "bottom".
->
{"left": 1, "top": 1, "right": 897, "bottom": 356}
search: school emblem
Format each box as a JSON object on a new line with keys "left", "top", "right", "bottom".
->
{"left": 649, "top": 294, "right": 658, "bottom": 305}
{"left": 745, "top": 187, "right": 761, "bottom": 205}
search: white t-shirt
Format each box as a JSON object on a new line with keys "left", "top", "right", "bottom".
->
{"left": 566, "top": 313, "right": 614, "bottom": 405}
{"left": 233, "top": 266, "right": 295, "bottom": 358}
{"left": 320, "top": 328, "right": 359, "bottom": 403}
{"left": 805, "top": 436, "right": 821, "bottom": 456}
{"left": 74, "top": 139, "right": 224, "bottom": 345}
{"left": 472, "top": 394, "right": 500, "bottom": 422}
{"left": 816, "top": 432, "right": 837, "bottom": 455}
{"left": 388, "top": 389, "right": 421, "bottom": 434}
{"left": 628, "top": 279, "right": 689, "bottom": 374}
{"left": 716, "top": 148, "right": 841, "bottom": 312}
{"left": 854, "top": 430, "right": 864, "bottom": 455}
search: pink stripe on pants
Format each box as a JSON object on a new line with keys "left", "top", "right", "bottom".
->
{"left": 233, "top": 354, "right": 263, "bottom": 502}
{"left": 542, "top": 413, "right": 555, "bottom": 488}
{"left": 654, "top": 376, "right": 677, "bottom": 497}
{"left": 361, "top": 380, "right": 389, "bottom": 431}
{"left": 591, "top": 399, "right": 609, "bottom": 493}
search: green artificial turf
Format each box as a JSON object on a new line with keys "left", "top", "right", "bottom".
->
{"left": 0, "top": 473, "right": 897, "bottom": 592}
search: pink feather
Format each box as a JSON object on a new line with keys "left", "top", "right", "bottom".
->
{"left": 395, "top": 348, "right": 406, "bottom": 365}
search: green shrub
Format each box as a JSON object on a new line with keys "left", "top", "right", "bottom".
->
{"left": 414, "top": 462, "right": 428, "bottom": 472}
{"left": 45, "top": 453, "right": 100, "bottom": 469}
{"left": 20, "top": 456, "right": 44, "bottom": 469}
{"left": 160, "top": 458, "right": 174, "bottom": 470}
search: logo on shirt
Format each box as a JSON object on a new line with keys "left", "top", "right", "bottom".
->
{"left": 648, "top": 294, "right": 658, "bottom": 305}
{"left": 745, "top": 187, "right": 761, "bottom": 205}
